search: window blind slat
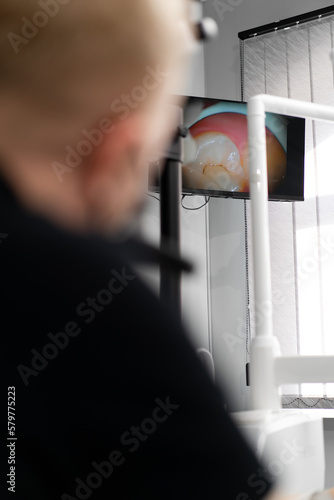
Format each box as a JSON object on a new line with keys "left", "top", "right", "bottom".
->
{"left": 264, "top": 34, "right": 289, "bottom": 97}
{"left": 243, "top": 39, "right": 266, "bottom": 100}
{"left": 286, "top": 27, "right": 312, "bottom": 101}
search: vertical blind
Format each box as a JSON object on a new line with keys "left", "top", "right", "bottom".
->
{"left": 240, "top": 12, "right": 334, "bottom": 408}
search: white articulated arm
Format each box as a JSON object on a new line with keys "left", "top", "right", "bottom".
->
{"left": 275, "top": 356, "right": 334, "bottom": 386}
{"left": 247, "top": 95, "right": 334, "bottom": 411}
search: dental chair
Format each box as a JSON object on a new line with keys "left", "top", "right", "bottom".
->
{"left": 230, "top": 94, "right": 334, "bottom": 497}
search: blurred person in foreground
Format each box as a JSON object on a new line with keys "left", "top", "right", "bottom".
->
{"left": 0, "top": 1, "right": 333, "bottom": 499}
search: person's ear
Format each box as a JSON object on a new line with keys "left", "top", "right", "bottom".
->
{"left": 82, "top": 113, "right": 147, "bottom": 209}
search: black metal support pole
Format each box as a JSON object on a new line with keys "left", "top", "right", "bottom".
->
{"left": 160, "top": 155, "right": 182, "bottom": 322}
{"left": 159, "top": 110, "right": 187, "bottom": 324}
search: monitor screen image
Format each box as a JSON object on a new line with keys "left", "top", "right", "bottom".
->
{"left": 150, "top": 96, "right": 305, "bottom": 201}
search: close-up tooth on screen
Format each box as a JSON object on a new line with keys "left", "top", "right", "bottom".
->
{"left": 183, "top": 131, "right": 245, "bottom": 191}
{"left": 182, "top": 109, "right": 287, "bottom": 195}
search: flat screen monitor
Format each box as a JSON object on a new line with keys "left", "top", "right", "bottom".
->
{"left": 150, "top": 96, "right": 305, "bottom": 201}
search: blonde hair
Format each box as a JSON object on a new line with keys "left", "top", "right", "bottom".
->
{"left": 0, "top": 0, "right": 191, "bottom": 119}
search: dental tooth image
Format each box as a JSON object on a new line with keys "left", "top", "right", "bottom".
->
{"left": 183, "top": 132, "right": 246, "bottom": 191}
{"left": 182, "top": 111, "right": 287, "bottom": 195}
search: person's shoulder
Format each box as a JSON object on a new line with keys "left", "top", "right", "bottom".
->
{"left": 0, "top": 174, "right": 187, "bottom": 347}
{"left": 0, "top": 182, "right": 131, "bottom": 283}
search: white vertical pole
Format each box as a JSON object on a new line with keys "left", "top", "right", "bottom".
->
{"left": 247, "top": 97, "right": 274, "bottom": 339}
{"left": 247, "top": 96, "right": 278, "bottom": 410}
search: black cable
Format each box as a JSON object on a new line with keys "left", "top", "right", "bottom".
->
{"left": 147, "top": 193, "right": 210, "bottom": 210}
{"left": 181, "top": 195, "right": 210, "bottom": 210}
{"left": 146, "top": 193, "right": 160, "bottom": 202}
{"left": 282, "top": 397, "right": 334, "bottom": 408}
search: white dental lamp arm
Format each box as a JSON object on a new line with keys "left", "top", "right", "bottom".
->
{"left": 247, "top": 94, "right": 334, "bottom": 411}
{"left": 275, "top": 355, "right": 334, "bottom": 386}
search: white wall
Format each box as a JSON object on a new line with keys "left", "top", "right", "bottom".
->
{"left": 203, "top": 0, "right": 334, "bottom": 487}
